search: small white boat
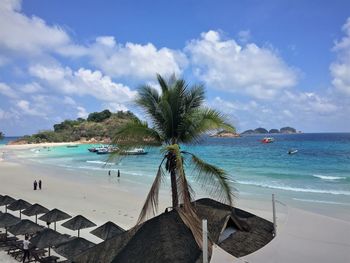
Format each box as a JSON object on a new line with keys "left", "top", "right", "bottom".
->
{"left": 261, "top": 137, "right": 274, "bottom": 143}
{"left": 288, "top": 149, "right": 298, "bottom": 155}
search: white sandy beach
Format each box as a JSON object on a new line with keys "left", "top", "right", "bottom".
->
{"left": 1, "top": 143, "right": 350, "bottom": 263}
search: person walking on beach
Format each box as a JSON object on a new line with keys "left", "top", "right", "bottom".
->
{"left": 117, "top": 169, "right": 120, "bottom": 178}
{"left": 38, "top": 180, "right": 42, "bottom": 190}
{"left": 108, "top": 170, "right": 111, "bottom": 176}
{"left": 22, "top": 235, "right": 30, "bottom": 262}
{"left": 33, "top": 180, "right": 37, "bottom": 190}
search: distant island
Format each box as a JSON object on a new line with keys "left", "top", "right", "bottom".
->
{"left": 210, "top": 130, "right": 241, "bottom": 138}
{"left": 11, "top": 110, "right": 138, "bottom": 144}
{"left": 241, "top": 127, "right": 298, "bottom": 135}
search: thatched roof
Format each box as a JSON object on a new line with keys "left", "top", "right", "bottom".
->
{"left": 0, "top": 213, "right": 20, "bottom": 228}
{"left": 74, "top": 198, "right": 274, "bottom": 263}
{"left": 62, "top": 215, "right": 96, "bottom": 231}
{"left": 30, "top": 228, "right": 70, "bottom": 249}
{"left": 8, "top": 219, "right": 44, "bottom": 235}
{"left": 39, "top": 208, "right": 71, "bottom": 223}
{"left": 0, "top": 195, "right": 16, "bottom": 206}
{"left": 90, "top": 221, "right": 125, "bottom": 240}
{"left": 22, "top": 203, "right": 49, "bottom": 217}
{"left": 7, "top": 199, "right": 31, "bottom": 211}
{"left": 54, "top": 237, "right": 95, "bottom": 260}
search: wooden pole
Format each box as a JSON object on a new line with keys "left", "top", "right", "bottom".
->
{"left": 272, "top": 194, "right": 277, "bottom": 236}
{"left": 202, "top": 219, "right": 208, "bottom": 263}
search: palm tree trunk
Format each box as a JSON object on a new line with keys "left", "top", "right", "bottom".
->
{"left": 170, "top": 169, "right": 179, "bottom": 208}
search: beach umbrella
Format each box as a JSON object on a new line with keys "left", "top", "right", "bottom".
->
{"left": 30, "top": 228, "right": 70, "bottom": 256}
{"left": 22, "top": 203, "right": 50, "bottom": 223}
{"left": 0, "top": 195, "right": 16, "bottom": 212}
{"left": 7, "top": 199, "right": 31, "bottom": 219}
{"left": 90, "top": 221, "right": 125, "bottom": 240}
{"left": 0, "top": 213, "right": 21, "bottom": 235}
{"left": 38, "top": 208, "right": 72, "bottom": 231}
{"left": 54, "top": 237, "right": 95, "bottom": 259}
{"left": 62, "top": 215, "right": 96, "bottom": 237}
{"left": 8, "top": 219, "right": 44, "bottom": 236}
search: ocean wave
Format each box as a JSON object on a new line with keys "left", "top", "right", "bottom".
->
{"left": 292, "top": 198, "right": 350, "bottom": 206}
{"left": 312, "top": 174, "right": 346, "bottom": 180}
{"left": 86, "top": 160, "right": 114, "bottom": 165}
{"left": 237, "top": 180, "right": 350, "bottom": 196}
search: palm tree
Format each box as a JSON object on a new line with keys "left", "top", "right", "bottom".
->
{"left": 0, "top": 131, "right": 4, "bottom": 140}
{"left": 112, "top": 74, "right": 236, "bottom": 226}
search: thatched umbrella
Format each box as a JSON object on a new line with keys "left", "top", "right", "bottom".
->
{"left": 22, "top": 203, "right": 50, "bottom": 223}
{"left": 7, "top": 199, "right": 31, "bottom": 219}
{"left": 0, "top": 213, "right": 21, "bottom": 235}
{"left": 90, "top": 221, "right": 125, "bottom": 240}
{"left": 54, "top": 237, "right": 95, "bottom": 260}
{"left": 38, "top": 208, "right": 71, "bottom": 230}
{"left": 0, "top": 195, "right": 16, "bottom": 212}
{"left": 62, "top": 215, "right": 96, "bottom": 237}
{"left": 30, "top": 228, "right": 70, "bottom": 256}
{"left": 8, "top": 219, "right": 44, "bottom": 236}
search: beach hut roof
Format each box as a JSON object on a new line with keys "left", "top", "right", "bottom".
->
{"left": 62, "top": 215, "right": 96, "bottom": 231}
{"left": 54, "top": 237, "right": 95, "bottom": 260}
{"left": 7, "top": 199, "right": 31, "bottom": 211}
{"left": 38, "top": 208, "right": 71, "bottom": 223}
{"left": 0, "top": 213, "right": 21, "bottom": 228}
{"left": 90, "top": 221, "right": 125, "bottom": 240}
{"left": 22, "top": 203, "right": 50, "bottom": 217}
{"left": 30, "top": 228, "right": 70, "bottom": 249}
{"left": 8, "top": 219, "right": 44, "bottom": 236}
{"left": 0, "top": 195, "right": 16, "bottom": 206}
{"left": 74, "top": 198, "right": 274, "bottom": 263}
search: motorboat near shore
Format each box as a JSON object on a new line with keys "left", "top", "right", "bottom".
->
{"left": 261, "top": 137, "right": 274, "bottom": 143}
{"left": 120, "top": 148, "right": 148, "bottom": 155}
{"left": 288, "top": 149, "right": 298, "bottom": 155}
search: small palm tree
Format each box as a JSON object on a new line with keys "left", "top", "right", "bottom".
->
{"left": 113, "top": 74, "right": 236, "bottom": 227}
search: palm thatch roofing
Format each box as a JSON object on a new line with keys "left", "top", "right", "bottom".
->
{"left": 22, "top": 203, "right": 50, "bottom": 217}
{"left": 0, "top": 195, "right": 16, "bottom": 206}
{"left": 8, "top": 219, "right": 44, "bottom": 235}
{"left": 90, "top": 221, "right": 125, "bottom": 240}
{"left": 74, "top": 198, "right": 274, "bottom": 263}
{"left": 39, "top": 208, "right": 71, "bottom": 223}
{"left": 7, "top": 199, "right": 31, "bottom": 211}
{"left": 0, "top": 213, "right": 21, "bottom": 228}
{"left": 62, "top": 215, "right": 96, "bottom": 231}
{"left": 54, "top": 237, "right": 95, "bottom": 260}
{"left": 30, "top": 228, "right": 70, "bottom": 249}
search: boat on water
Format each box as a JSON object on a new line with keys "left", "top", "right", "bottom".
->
{"left": 261, "top": 137, "right": 274, "bottom": 143}
{"left": 288, "top": 149, "right": 298, "bottom": 155}
{"left": 120, "top": 148, "right": 148, "bottom": 155}
{"left": 88, "top": 145, "right": 108, "bottom": 152}
{"left": 96, "top": 146, "right": 118, "bottom": 154}
{"left": 67, "top": 145, "right": 79, "bottom": 148}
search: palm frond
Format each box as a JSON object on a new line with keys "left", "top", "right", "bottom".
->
{"left": 137, "top": 164, "right": 165, "bottom": 224}
{"left": 186, "top": 152, "right": 236, "bottom": 206}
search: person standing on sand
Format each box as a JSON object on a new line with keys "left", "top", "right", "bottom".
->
{"left": 33, "top": 180, "right": 37, "bottom": 190}
{"left": 38, "top": 180, "right": 42, "bottom": 190}
{"left": 117, "top": 170, "right": 120, "bottom": 178}
{"left": 22, "top": 235, "right": 30, "bottom": 262}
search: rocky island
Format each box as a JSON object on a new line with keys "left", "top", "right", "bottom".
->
{"left": 241, "top": 127, "right": 298, "bottom": 135}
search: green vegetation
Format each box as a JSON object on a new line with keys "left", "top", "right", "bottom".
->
{"left": 18, "top": 110, "right": 138, "bottom": 143}
{"left": 113, "top": 74, "right": 236, "bottom": 228}
{"left": 0, "top": 131, "right": 4, "bottom": 140}
{"left": 242, "top": 126, "right": 297, "bottom": 135}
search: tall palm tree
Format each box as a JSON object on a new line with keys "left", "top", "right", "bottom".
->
{"left": 112, "top": 74, "right": 236, "bottom": 227}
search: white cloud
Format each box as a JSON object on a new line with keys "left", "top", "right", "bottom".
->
{"left": 89, "top": 36, "right": 188, "bottom": 80}
{"left": 63, "top": 96, "right": 76, "bottom": 106}
{"left": 19, "top": 82, "right": 43, "bottom": 93}
{"left": 16, "top": 99, "right": 46, "bottom": 117}
{"left": 0, "top": 0, "right": 85, "bottom": 57}
{"left": 330, "top": 17, "right": 350, "bottom": 96}
{"left": 29, "top": 64, "right": 137, "bottom": 103}
{"left": 76, "top": 106, "right": 88, "bottom": 118}
{"left": 186, "top": 30, "right": 298, "bottom": 99}
{"left": 0, "top": 82, "right": 17, "bottom": 98}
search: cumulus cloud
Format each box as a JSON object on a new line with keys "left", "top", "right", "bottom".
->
{"left": 0, "top": 0, "right": 85, "bottom": 57}
{"left": 186, "top": 30, "right": 298, "bottom": 99}
{"left": 16, "top": 99, "right": 46, "bottom": 117}
{"left": 76, "top": 106, "right": 88, "bottom": 118}
{"left": 88, "top": 36, "right": 188, "bottom": 80}
{"left": 29, "top": 64, "right": 137, "bottom": 103}
{"left": 330, "top": 17, "right": 350, "bottom": 95}
{"left": 0, "top": 82, "right": 18, "bottom": 98}
{"left": 19, "top": 82, "right": 43, "bottom": 94}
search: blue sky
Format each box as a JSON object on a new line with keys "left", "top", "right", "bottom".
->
{"left": 0, "top": 0, "right": 350, "bottom": 135}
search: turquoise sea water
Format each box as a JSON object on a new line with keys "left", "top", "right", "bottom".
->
{"left": 5, "top": 133, "right": 350, "bottom": 212}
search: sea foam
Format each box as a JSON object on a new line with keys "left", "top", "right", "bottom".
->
{"left": 312, "top": 174, "right": 346, "bottom": 180}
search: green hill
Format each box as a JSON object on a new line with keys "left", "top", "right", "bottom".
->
{"left": 17, "top": 110, "right": 138, "bottom": 144}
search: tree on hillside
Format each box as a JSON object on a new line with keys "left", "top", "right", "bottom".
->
{"left": 113, "top": 74, "right": 236, "bottom": 234}
{"left": 87, "top": 110, "right": 112, "bottom": 122}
